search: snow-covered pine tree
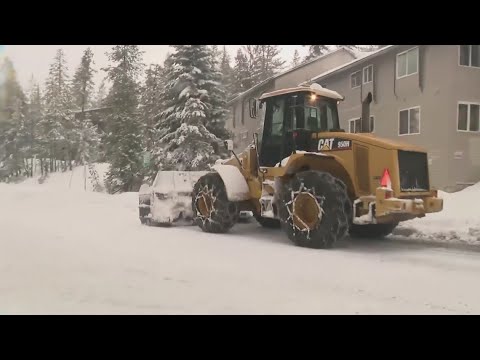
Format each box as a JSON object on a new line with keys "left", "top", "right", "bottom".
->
{"left": 74, "top": 111, "right": 100, "bottom": 166}
{"left": 102, "top": 45, "right": 144, "bottom": 193}
{"left": 0, "top": 58, "right": 27, "bottom": 179}
{"left": 206, "top": 47, "right": 230, "bottom": 142}
{"left": 0, "top": 57, "right": 25, "bottom": 123}
{"left": 255, "top": 45, "right": 286, "bottom": 82}
{"left": 219, "top": 46, "right": 235, "bottom": 100}
{"left": 70, "top": 47, "right": 100, "bottom": 167}
{"left": 210, "top": 45, "right": 221, "bottom": 70}
{"left": 72, "top": 47, "right": 96, "bottom": 112}
{"left": 232, "top": 48, "right": 255, "bottom": 95}
{"left": 232, "top": 46, "right": 285, "bottom": 92}
{"left": 291, "top": 49, "right": 301, "bottom": 67}
{"left": 139, "top": 63, "right": 165, "bottom": 180}
{"left": 41, "top": 48, "right": 75, "bottom": 172}
{"left": 157, "top": 45, "right": 225, "bottom": 171}
{"left": 93, "top": 79, "right": 107, "bottom": 108}
{"left": 4, "top": 96, "right": 26, "bottom": 177}
{"left": 24, "top": 77, "right": 43, "bottom": 176}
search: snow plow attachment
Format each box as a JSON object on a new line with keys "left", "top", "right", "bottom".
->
{"left": 139, "top": 171, "right": 208, "bottom": 226}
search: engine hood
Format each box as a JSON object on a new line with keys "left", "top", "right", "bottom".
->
{"left": 320, "top": 132, "right": 427, "bottom": 153}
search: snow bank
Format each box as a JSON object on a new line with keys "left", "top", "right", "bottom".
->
{"left": 18, "top": 163, "right": 110, "bottom": 193}
{"left": 394, "top": 183, "right": 480, "bottom": 245}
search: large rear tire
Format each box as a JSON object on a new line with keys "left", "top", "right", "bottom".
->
{"left": 192, "top": 172, "right": 239, "bottom": 233}
{"left": 278, "top": 170, "right": 352, "bottom": 249}
{"left": 349, "top": 223, "right": 398, "bottom": 239}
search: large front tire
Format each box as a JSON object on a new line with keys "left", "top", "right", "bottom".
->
{"left": 192, "top": 172, "right": 239, "bottom": 233}
{"left": 278, "top": 171, "right": 351, "bottom": 249}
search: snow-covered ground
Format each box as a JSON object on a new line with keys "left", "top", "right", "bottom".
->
{"left": 1, "top": 167, "right": 480, "bottom": 314}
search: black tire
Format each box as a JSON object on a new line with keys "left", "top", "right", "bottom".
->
{"left": 192, "top": 172, "right": 239, "bottom": 233}
{"left": 140, "top": 217, "right": 147, "bottom": 225}
{"left": 254, "top": 213, "right": 281, "bottom": 228}
{"left": 349, "top": 223, "right": 398, "bottom": 239}
{"left": 278, "top": 170, "right": 352, "bottom": 249}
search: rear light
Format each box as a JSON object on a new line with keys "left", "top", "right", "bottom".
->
{"left": 384, "top": 191, "right": 393, "bottom": 199}
{"left": 380, "top": 168, "right": 392, "bottom": 189}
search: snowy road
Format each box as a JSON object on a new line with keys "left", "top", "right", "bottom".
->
{"left": 1, "top": 184, "right": 480, "bottom": 315}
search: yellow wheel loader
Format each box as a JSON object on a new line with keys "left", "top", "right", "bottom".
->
{"left": 190, "top": 83, "right": 443, "bottom": 249}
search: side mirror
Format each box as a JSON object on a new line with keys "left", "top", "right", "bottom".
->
{"left": 224, "top": 140, "right": 234, "bottom": 152}
{"left": 249, "top": 98, "right": 258, "bottom": 118}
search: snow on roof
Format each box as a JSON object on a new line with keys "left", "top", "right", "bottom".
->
{"left": 259, "top": 83, "right": 344, "bottom": 101}
{"left": 227, "top": 47, "right": 357, "bottom": 105}
{"left": 301, "top": 45, "right": 396, "bottom": 84}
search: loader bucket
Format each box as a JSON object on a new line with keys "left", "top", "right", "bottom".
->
{"left": 150, "top": 171, "right": 208, "bottom": 225}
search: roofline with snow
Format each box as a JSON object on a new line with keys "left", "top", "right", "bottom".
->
{"left": 300, "top": 45, "right": 397, "bottom": 85}
{"left": 226, "top": 47, "right": 357, "bottom": 106}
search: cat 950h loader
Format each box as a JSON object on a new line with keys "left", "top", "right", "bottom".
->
{"left": 190, "top": 83, "right": 443, "bottom": 249}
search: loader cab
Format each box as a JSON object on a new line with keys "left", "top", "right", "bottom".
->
{"left": 257, "top": 90, "right": 342, "bottom": 167}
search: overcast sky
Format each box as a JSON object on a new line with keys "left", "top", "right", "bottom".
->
{"left": 1, "top": 45, "right": 309, "bottom": 90}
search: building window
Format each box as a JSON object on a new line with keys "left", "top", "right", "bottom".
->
{"left": 396, "top": 47, "right": 419, "bottom": 78}
{"left": 459, "top": 45, "right": 480, "bottom": 68}
{"left": 348, "top": 116, "right": 375, "bottom": 133}
{"left": 363, "top": 65, "right": 373, "bottom": 84}
{"left": 458, "top": 102, "right": 480, "bottom": 132}
{"left": 351, "top": 71, "right": 362, "bottom": 89}
{"left": 399, "top": 107, "right": 420, "bottom": 135}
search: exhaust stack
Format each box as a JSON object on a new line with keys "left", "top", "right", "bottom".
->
{"left": 361, "top": 92, "right": 373, "bottom": 133}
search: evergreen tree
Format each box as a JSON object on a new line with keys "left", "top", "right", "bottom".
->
{"left": 4, "top": 97, "right": 25, "bottom": 176}
{"left": 70, "top": 47, "right": 100, "bottom": 167}
{"left": 232, "top": 48, "right": 254, "bottom": 95}
{"left": 251, "top": 45, "right": 285, "bottom": 83}
{"left": 140, "top": 64, "right": 163, "bottom": 154}
{"left": 102, "top": 45, "right": 144, "bottom": 193}
{"left": 291, "top": 49, "right": 301, "bottom": 67}
{"left": 157, "top": 45, "right": 225, "bottom": 171}
{"left": 41, "top": 48, "right": 75, "bottom": 171}
{"left": 0, "top": 57, "right": 25, "bottom": 123}
{"left": 94, "top": 79, "right": 107, "bottom": 108}
{"left": 219, "top": 46, "right": 235, "bottom": 99}
{"left": 139, "top": 65, "right": 162, "bottom": 180}
{"left": 24, "top": 77, "right": 43, "bottom": 176}
{"left": 210, "top": 45, "right": 221, "bottom": 70}
{"left": 232, "top": 46, "right": 285, "bottom": 94}
{"left": 206, "top": 49, "right": 230, "bottom": 141}
{"left": 74, "top": 112, "right": 100, "bottom": 166}
{"left": 72, "top": 47, "right": 96, "bottom": 111}
{"left": 303, "top": 45, "right": 331, "bottom": 61}
{"left": 0, "top": 58, "right": 26, "bottom": 178}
